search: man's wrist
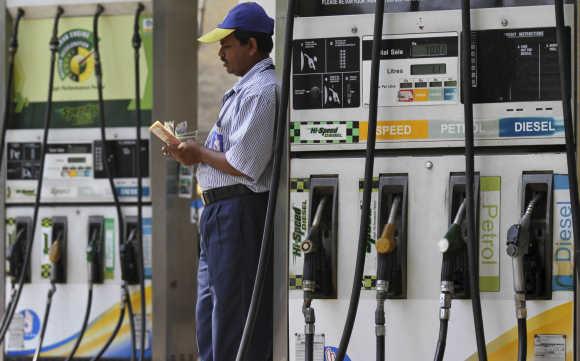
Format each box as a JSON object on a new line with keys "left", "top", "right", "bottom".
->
{"left": 198, "top": 145, "right": 209, "bottom": 164}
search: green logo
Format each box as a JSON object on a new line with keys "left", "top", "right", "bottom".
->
{"left": 58, "top": 29, "right": 95, "bottom": 83}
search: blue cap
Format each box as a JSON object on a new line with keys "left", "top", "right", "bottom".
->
{"left": 198, "top": 2, "right": 274, "bottom": 43}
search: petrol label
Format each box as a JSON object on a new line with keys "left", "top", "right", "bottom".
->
{"left": 479, "top": 177, "right": 501, "bottom": 292}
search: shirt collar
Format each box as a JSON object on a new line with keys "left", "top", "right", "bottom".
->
{"left": 229, "top": 57, "right": 274, "bottom": 95}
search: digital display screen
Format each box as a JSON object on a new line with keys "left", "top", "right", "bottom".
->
{"left": 471, "top": 27, "right": 569, "bottom": 103}
{"left": 411, "top": 43, "right": 448, "bottom": 58}
{"left": 411, "top": 63, "right": 446, "bottom": 75}
{"left": 68, "top": 157, "right": 86, "bottom": 163}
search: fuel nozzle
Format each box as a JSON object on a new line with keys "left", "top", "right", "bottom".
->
{"left": 87, "top": 227, "right": 101, "bottom": 284}
{"left": 438, "top": 198, "right": 466, "bottom": 257}
{"left": 301, "top": 196, "right": 329, "bottom": 297}
{"left": 507, "top": 193, "right": 541, "bottom": 319}
{"left": 49, "top": 231, "right": 63, "bottom": 284}
{"left": 376, "top": 196, "right": 401, "bottom": 295}
{"left": 437, "top": 198, "right": 467, "bottom": 321}
{"left": 120, "top": 225, "right": 140, "bottom": 284}
{"left": 7, "top": 228, "right": 26, "bottom": 280}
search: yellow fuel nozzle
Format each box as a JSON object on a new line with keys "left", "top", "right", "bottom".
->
{"left": 49, "top": 240, "right": 61, "bottom": 264}
{"left": 376, "top": 196, "right": 401, "bottom": 255}
{"left": 376, "top": 223, "right": 396, "bottom": 254}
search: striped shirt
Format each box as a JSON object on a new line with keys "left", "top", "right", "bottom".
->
{"left": 196, "top": 57, "right": 277, "bottom": 193}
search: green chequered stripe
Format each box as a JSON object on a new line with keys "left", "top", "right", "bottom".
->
{"left": 290, "top": 178, "right": 310, "bottom": 192}
{"left": 358, "top": 177, "right": 379, "bottom": 191}
{"left": 362, "top": 275, "right": 376, "bottom": 290}
{"left": 41, "top": 218, "right": 52, "bottom": 227}
{"left": 289, "top": 275, "right": 303, "bottom": 290}
{"left": 41, "top": 264, "right": 51, "bottom": 279}
{"left": 290, "top": 121, "right": 360, "bottom": 144}
{"left": 289, "top": 122, "right": 301, "bottom": 143}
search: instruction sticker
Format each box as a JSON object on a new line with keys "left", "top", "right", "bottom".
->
{"left": 479, "top": 177, "right": 501, "bottom": 292}
{"left": 358, "top": 178, "right": 379, "bottom": 290}
{"left": 105, "top": 218, "right": 115, "bottom": 279}
{"left": 553, "top": 175, "right": 574, "bottom": 291}
{"left": 535, "top": 334, "right": 566, "bottom": 361}
{"left": 289, "top": 178, "right": 310, "bottom": 290}
{"left": 295, "top": 334, "right": 325, "bottom": 361}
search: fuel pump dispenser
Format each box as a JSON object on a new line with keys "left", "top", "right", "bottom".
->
{"left": 1, "top": 2, "right": 154, "bottom": 359}
{"left": 282, "top": 0, "right": 577, "bottom": 360}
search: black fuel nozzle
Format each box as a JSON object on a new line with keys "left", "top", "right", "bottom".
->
{"left": 120, "top": 226, "right": 140, "bottom": 284}
{"left": 87, "top": 227, "right": 102, "bottom": 284}
{"left": 301, "top": 197, "right": 329, "bottom": 296}
{"left": 7, "top": 228, "right": 26, "bottom": 281}
{"left": 507, "top": 193, "right": 541, "bottom": 319}
{"left": 436, "top": 198, "right": 467, "bottom": 321}
{"left": 376, "top": 196, "right": 401, "bottom": 297}
{"left": 438, "top": 198, "right": 467, "bottom": 282}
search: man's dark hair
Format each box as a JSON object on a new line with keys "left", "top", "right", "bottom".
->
{"left": 234, "top": 30, "right": 274, "bottom": 56}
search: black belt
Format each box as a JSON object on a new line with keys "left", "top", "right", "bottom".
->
{"left": 201, "top": 184, "right": 255, "bottom": 206}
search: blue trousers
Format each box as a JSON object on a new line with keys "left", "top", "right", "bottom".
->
{"left": 197, "top": 192, "right": 273, "bottom": 361}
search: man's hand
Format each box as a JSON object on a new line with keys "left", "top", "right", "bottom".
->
{"left": 164, "top": 140, "right": 203, "bottom": 166}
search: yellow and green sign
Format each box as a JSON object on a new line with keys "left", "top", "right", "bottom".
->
{"left": 11, "top": 15, "right": 153, "bottom": 129}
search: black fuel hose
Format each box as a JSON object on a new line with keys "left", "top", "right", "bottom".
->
{"left": 89, "top": 283, "right": 128, "bottom": 361}
{"left": 92, "top": 5, "right": 129, "bottom": 359}
{"left": 433, "top": 319, "right": 448, "bottom": 361}
{"left": 63, "top": 283, "right": 93, "bottom": 361}
{"left": 0, "top": 7, "right": 64, "bottom": 344}
{"left": 554, "top": 3, "right": 580, "bottom": 361}
{"left": 132, "top": 4, "right": 147, "bottom": 360}
{"left": 233, "top": 0, "right": 296, "bottom": 360}
{"left": 335, "top": 0, "right": 383, "bottom": 359}
{"left": 0, "top": 8, "right": 24, "bottom": 170}
{"left": 375, "top": 197, "right": 400, "bottom": 361}
{"left": 31, "top": 284, "right": 55, "bottom": 361}
{"left": 460, "top": 1, "right": 487, "bottom": 359}
{"left": 126, "top": 288, "right": 138, "bottom": 361}
{"left": 517, "top": 318, "right": 527, "bottom": 361}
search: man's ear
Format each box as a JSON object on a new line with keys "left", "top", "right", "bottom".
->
{"left": 248, "top": 37, "right": 259, "bottom": 56}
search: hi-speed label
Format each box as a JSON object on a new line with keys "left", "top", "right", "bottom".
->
{"left": 289, "top": 178, "right": 310, "bottom": 290}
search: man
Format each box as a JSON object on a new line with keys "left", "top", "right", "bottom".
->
{"left": 165, "top": 2, "right": 275, "bottom": 361}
